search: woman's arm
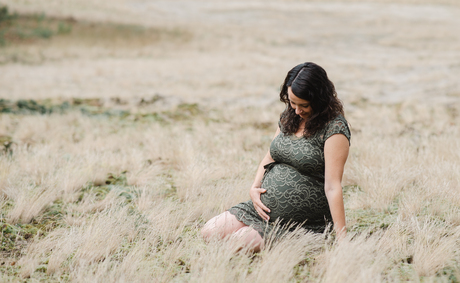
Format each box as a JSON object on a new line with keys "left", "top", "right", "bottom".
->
{"left": 324, "top": 134, "right": 350, "bottom": 240}
{"left": 249, "top": 126, "right": 280, "bottom": 221}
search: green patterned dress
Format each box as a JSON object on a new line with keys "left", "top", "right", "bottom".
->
{"left": 228, "top": 115, "right": 351, "bottom": 238}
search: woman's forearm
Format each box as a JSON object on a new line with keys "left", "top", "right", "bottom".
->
{"left": 325, "top": 184, "right": 346, "bottom": 236}
{"left": 250, "top": 126, "right": 280, "bottom": 220}
{"left": 252, "top": 127, "right": 280, "bottom": 189}
{"left": 250, "top": 151, "right": 275, "bottom": 220}
{"left": 251, "top": 152, "right": 274, "bottom": 188}
{"left": 323, "top": 134, "right": 349, "bottom": 239}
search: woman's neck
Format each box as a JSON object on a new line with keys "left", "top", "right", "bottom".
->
{"left": 295, "top": 120, "right": 306, "bottom": 137}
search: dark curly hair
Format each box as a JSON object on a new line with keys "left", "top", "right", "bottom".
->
{"left": 279, "top": 62, "right": 344, "bottom": 137}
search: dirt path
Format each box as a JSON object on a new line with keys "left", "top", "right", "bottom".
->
{"left": 1, "top": 0, "right": 459, "bottom": 106}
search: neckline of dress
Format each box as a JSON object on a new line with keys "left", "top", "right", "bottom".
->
{"left": 289, "top": 133, "right": 304, "bottom": 140}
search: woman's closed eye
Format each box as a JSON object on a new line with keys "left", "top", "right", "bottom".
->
{"left": 291, "top": 101, "right": 310, "bottom": 109}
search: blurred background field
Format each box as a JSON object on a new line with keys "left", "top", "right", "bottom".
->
{"left": 1, "top": 0, "right": 460, "bottom": 282}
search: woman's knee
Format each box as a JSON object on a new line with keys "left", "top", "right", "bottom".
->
{"left": 231, "top": 226, "right": 264, "bottom": 252}
{"left": 201, "top": 211, "right": 246, "bottom": 240}
{"left": 201, "top": 218, "right": 216, "bottom": 240}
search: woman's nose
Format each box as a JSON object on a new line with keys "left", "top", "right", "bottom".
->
{"left": 295, "top": 108, "right": 302, "bottom": 115}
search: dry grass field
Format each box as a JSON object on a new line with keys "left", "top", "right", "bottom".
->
{"left": 1, "top": 0, "right": 460, "bottom": 282}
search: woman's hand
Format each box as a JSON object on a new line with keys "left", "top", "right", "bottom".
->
{"left": 249, "top": 126, "right": 279, "bottom": 222}
{"left": 336, "top": 227, "right": 347, "bottom": 244}
{"left": 250, "top": 186, "right": 270, "bottom": 221}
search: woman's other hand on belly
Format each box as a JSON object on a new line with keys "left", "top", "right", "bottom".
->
{"left": 250, "top": 186, "right": 271, "bottom": 221}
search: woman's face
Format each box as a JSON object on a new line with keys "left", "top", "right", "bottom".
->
{"left": 288, "top": 87, "right": 312, "bottom": 120}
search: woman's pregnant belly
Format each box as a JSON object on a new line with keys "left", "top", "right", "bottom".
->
{"left": 260, "top": 164, "right": 330, "bottom": 224}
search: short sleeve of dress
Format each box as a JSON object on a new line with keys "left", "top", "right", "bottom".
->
{"left": 323, "top": 115, "right": 351, "bottom": 145}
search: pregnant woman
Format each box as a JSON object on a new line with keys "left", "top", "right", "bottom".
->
{"left": 201, "top": 62, "right": 351, "bottom": 252}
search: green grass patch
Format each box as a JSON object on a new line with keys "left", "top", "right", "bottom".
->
{"left": 437, "top": 266, "right": 460, "bottom": 283}
{"left": 0, "top": 5, "right": 190, "bottom": 47}
{"left": 347, "top": 208, "right": 397, "bottom": 234}
{"left": 1, "top": 199, "right": 65, "bottom": 255}
{"left": 0, "top": 98, "right": 207, "bottom": 126}
{"left": 79, "top": 171, "right": 136, "bottom": 203}
{"left": 0, "top": 6, "right": 71, "bottom": 46}
{"left": 0, "top": 135, "right": 13, "bottom": 156}
{"left": 0, "top": 99, "right": 70, "bottom": 115}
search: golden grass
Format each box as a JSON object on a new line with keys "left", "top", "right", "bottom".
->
{"left": 0, "top": 99, "right": 459, "bottom": 281}
{"left": 1, "top": 0, "right": 460, "bottom": 281}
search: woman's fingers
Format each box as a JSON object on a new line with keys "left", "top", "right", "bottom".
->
{"left": 254, "top": 188, "right": 270, "bottom": 213}
{"left": 254, "top": 203, "right": 269, "bottom": 221}
{"left": 250, "top": 187, "right": 270, "bottom": 221}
